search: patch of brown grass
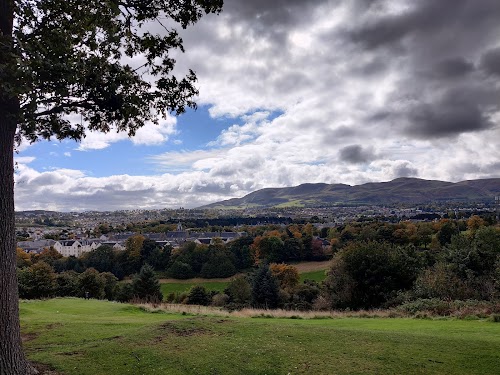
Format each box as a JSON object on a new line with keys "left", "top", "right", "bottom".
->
{"left": 137, "top": 302, "right": 404, "bottom": 319}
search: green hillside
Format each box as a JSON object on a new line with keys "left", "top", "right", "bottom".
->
{"left": 201, "top": 177, "right": 500, "bottom": 209}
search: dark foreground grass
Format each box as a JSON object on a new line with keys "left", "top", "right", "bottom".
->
{"left": 21, "top": 298, "right": 500, "bottom": 375}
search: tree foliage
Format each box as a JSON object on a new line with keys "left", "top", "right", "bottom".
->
{"left": 131, "top": 264, "right": 163, "bottom": 303}
{"left": 7, "top": 0, "right": 223, "bottom": 143}
{"left": 251, "top": 263, "right": 280, "bottom": 309}
{"left": 325, "top": 241, "right": 425, "bottom": 309}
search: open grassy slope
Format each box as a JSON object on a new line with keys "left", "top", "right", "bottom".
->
{"left": 21, "top": 299, "right": 500, "bottom": 375}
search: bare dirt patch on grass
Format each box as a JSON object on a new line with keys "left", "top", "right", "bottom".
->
{"left": 32, "top": 362, "right": 64, "bottom": 375}
{"left": 22, "top": 332, "right": 39, "bottom": 342}
{"left": 158, "top": 321, "right": 212, "bottom": 337}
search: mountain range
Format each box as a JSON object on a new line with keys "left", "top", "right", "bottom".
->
{"left": 201, "top": 178, "right": 500, "bottom": 209}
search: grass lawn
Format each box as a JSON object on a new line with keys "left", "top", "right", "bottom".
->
{"left": 159, "top": 261, "right": 330, "bottom": 296}
{"left": 21, "top": 298, "right": 500, "bottom": 375}
{"left": 160, "top": 281, "right": 229, "bottom": 296}
{"left": 299, "top": 269, "right": 327, "bottom": 283}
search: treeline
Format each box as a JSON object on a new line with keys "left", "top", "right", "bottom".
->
{"left": 168, "top": 263, "right": 321, "bottom": 311}
{"left": 18, "top": 262, "right": 162, "bottom": 303}
{"left": 16, "top": 217, "right": 500, "bottom": 312}
{"left": 171, "top": 224, "right": 500, "bottom": 312}
{"left": 17, "top": 223, "right": 332, "bottom": 281}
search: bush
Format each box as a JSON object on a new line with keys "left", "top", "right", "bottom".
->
{"left": 211, "top": 293, "right": 229, "bottom": 307}
{"left": 18, "top": 261, "right": 56, "bottom": 299}
{"left": 166, "top": 261, "right": 195, "bottom": 279}
{"left": 225, "top": 276, "right": 252, "bottom": 305}
{"left": 115, "top": 283, "right": 134, "bottom": 302}
{"left": 186, "top": 285, "right": 210, "bottom": 306}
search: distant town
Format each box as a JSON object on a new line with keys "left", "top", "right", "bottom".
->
{"left": 16, "top": 200, "right": 499, "bottom": 256}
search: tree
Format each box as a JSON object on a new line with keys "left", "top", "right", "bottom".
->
{"left": 17, "top": 261, "right": 56, "bottom": 299}
{"left": 269, "top": 263, "right": 300, "bottom": 291}
{"left": 78, "top": 268, "right": 105, "bottom": 299}
{"left": 251, "top": 263, "right": 280, "bottom": 309}
{"left": 131, "top": 264, "right": 163, "bottom": 303}
{"left": 325, "top": 241, "right": 424, "bottom": 309}
{"left": 1, "top": 1, "right": 222, "bottom": 372}
{"left": 82, "top": 245, "right": 115, "bottom": 273}
{"left": 225, "top": 276, "right": 252, "bottom": 306}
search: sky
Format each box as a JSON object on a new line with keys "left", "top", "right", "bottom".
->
{"left": 14, "top": 0, "right": 500, "bottom": 211}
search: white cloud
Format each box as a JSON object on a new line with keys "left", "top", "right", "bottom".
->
{"left": 77, "top": 117, "right": 178, "bottom": 151}
{"left": 13, "top": 1, "right": 500, "bottom": 211}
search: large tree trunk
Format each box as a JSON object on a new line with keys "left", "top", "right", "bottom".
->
{"left": 0, "top": 0, "right": 38, "bottom": 373}
{"left": 0, "top": 123, "right": 38, "bottom": 375}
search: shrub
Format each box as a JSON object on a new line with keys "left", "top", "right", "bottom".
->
{"left": 225, "top": 276, "right": 252, "bottom": 305}
{"left": 166, "top": 261, "right": 195, "bottom": 279}
{"left": 186, "top": 285, "right": 210, "bottom": 306}
{"left": 211, "top": 293, "right": 229, "bottom": 307}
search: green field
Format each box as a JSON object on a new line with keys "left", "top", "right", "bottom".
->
{"left": 299, "top": 269, "right": 327, "bottom": 283}
{"left": 159, "top": 264, "right": 329, "bottom": 296}
{"left": 20, "top": 298, "right": 500, "bottom": 374}
{"left": 160, "top": 281, "right": 229, "bottom": 296}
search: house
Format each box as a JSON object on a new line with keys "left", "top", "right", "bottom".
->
{"left": 17, "top": 239, "right": 57, "bottom": 254}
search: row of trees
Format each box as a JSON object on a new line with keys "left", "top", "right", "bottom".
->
{"left": 18, "top": 263, "right": 163, "bottom": 303}
{"left": 165, "top": 225, "right": 500, "bottom": 312}
{"left": 17, "top": 219, "right": 500, "bottom": 312}
{"left": 165, "top": 262, "right": 322, "bottom": 311}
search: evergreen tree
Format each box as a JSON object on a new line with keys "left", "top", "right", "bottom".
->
{"left": 186, "top": 285, "right": 210, "bottom": 306}
{"left": 251, "top": 263, "right": 280, "bottom": 309}
{"left": 132, "top": 264, "right": 163, "bottom": 303}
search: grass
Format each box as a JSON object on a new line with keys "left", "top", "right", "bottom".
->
{"left": 299, "top": 269, "right": 327, "bottom": 283}
{"left": 159, "top": 261, "right": 330, "bottom": 297}
{"left": 160, "top": 281, "right": 229, "bottom": 296}
{"left": 21, "top": 298, "right": 500, "bottom": 375}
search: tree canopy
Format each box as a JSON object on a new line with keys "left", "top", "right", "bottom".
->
{"left": 4, "top": 0, "right": 222, "bottom": 144}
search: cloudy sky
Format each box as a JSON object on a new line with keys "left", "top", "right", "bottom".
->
{"left": 14, "top": 0, "right": 500, "bottom": 211}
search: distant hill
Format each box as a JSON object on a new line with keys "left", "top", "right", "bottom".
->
{"left": 200, "top": 178, "right": 500, "bottom": 209}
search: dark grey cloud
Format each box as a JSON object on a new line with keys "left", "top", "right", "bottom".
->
{"left": 349, "top": 0, "right": 500, "bottom": 52}
{"left": 405, "top": 92, "right": 493, "bottom": 138}
{"left": 430, "top": 58, "right": 475, "bottom": 80}
{"left": 224, "top": 0, "right": 329, "bottom": 28}
{"left": 343, "top": 0, "right": 500, "bottom": 140}
{"left": 393, "top": 162, "right": 418, "bottom": 178}
{"left": 339, "top": 144, "right": 376, "bottom": 164}
{"left": 480, "top": 47, "right": 500, "bottom": 77}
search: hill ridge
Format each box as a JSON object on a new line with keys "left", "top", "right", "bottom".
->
{"left": 200, "top": 177, "right": 500, "bottom": 209}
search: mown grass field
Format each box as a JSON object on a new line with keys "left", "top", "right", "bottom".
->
{"left": 160, "top": 281, "right": 228, "bottom": 295}
{"left": 159, "top": 261, "right": 329, "bottom": 296}
{"left": 21, "top": 298, "right": 500, "bottom": 375}
{"left": 299, "top": 269, "right": 327, "bottom": 283}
